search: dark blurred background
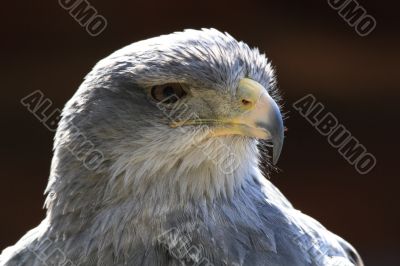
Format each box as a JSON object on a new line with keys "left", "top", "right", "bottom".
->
{"left": 0, "top": 0, "right": 398, "bottom": 265}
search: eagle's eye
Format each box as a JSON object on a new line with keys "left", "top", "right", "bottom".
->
{"left": 151, "top": 83, "right": 186, "bottom": 104}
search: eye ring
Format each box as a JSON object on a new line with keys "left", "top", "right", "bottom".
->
{"left": 150, "top": 83, "right": 186, "bottom": 104}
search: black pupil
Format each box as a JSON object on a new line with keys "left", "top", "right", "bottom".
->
{"left": 152, "top": 84, "right": 185, "bottom": 103}
{"left": 163, "top": 86, "right": 176, "bottom": 98}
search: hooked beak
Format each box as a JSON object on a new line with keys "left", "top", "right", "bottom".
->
{"left": 231, "top": 78, "right": 284, "bottom": 164}
{"left": 170, "top": 78, "right": 284, "bottom": 164}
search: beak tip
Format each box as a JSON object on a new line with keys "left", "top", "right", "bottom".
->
{"left": 272, "top": 138, "right": 283, "bottom": 165}
{"left": 238, "top": 78, "right": 285, "bottom": 165}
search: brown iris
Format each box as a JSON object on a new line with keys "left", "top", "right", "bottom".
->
{"left": 150, "top": 83, "right": 186, "bottom": 104}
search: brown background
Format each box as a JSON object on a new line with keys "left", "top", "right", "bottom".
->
{"left": 0, "top": 1, "right": 399, "bottom": 265}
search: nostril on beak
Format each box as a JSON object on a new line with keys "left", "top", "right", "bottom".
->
{"left": 241, "top": 99, "right": 252, "bottom": 106}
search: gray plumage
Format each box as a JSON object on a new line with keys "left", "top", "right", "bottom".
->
{"left": 1, "top": 29, "right": 362, "bottom": 266}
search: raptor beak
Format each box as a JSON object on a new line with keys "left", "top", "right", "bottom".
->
{"left": 225, "top": 78, "right": 284, "bottom": 164}
{"left": 170, "top": 78, "right": 284, "bottom": 164}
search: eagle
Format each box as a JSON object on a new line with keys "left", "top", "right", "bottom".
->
{"left": 1, "top": 29, "right": 363, "bottom": 266}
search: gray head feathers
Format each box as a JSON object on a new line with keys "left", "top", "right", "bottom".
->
{"left": 0, "top": 28, "right": 362, "bottom": 266}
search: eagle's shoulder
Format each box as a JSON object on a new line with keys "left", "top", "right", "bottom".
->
{"left": 0, "top": 224, "right": 42, "bottom": 266}
{"left": 247, "top": 174, "right": 358, "bottom": 265}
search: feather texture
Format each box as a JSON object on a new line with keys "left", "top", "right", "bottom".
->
{"left": 1, "top": 29, "right": 362, "bottom": 266}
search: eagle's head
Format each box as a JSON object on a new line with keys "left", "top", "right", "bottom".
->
{"left": 2, "top": 29, "right": 365, "bottom": 266}
{"left": 47, "top": 28, "right": 283, "bottom": 225}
